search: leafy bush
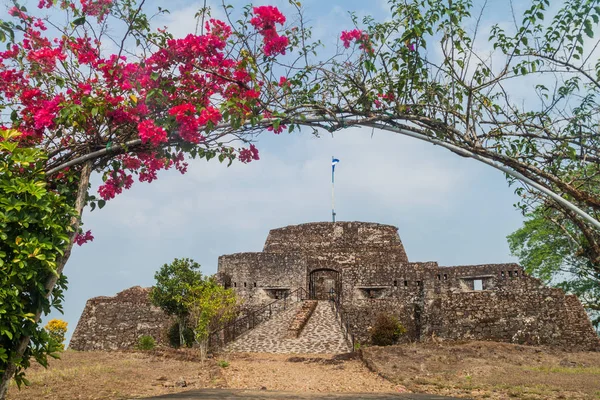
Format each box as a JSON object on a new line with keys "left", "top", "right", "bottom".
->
{"left": 137, "top": 335, "right": 156, "bottom": 351}
{"left": 370, "top": 314, "right": 406, "bottom": 346}
{"left": 166, "top": 322, "right": 195, "bottom": 348}
{"left": 217, "top": 360, "right": 230, "bottom": 368}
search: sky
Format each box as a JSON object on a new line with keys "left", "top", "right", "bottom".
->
{"left": 5, "top": 0, "right": 534, "bottom": 342}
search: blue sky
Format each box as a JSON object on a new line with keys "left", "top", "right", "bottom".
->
{"left": 9, "top": 0, "right": 532, "bottom": 341}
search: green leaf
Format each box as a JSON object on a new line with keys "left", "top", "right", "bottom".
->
{"left": 584, "top": 20, "right": 594, "bottom": 38}
{"left": 72, "top": 17, "right": 86, "bottom": 27}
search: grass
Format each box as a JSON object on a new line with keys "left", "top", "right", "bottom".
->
{"left": 217, "top": 360, "right": 230, "bottom": 368}
{"left": 362, "top": 340, "right": 600, "bottom": 400}
{"left": 523, "top": 365, "right": 600, "bottom": 375}
{"left": 6, "top": 349, "right": 221, "bottom": 400}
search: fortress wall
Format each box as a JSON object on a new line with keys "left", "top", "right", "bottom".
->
{"left": 218, "top": 252, "right": 306, "bottom": 306}
{"left": 345, "top": 299, "right": 418, "bottom": 343}
{"left": 427, "top": 276, "right": 600, "bottom": 351}
{"left": 342, "top": 261, "right": 438, "bottom": 302}
{"left": 69, "top": 286, "right": 172, "bottom": 351}
{"left": 434, "top": 263, "right": 525, "bottom": 292}
{"left": 263, "top": 222, "right": 408, "bottom": 262}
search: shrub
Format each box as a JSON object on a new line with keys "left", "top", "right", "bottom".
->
{"left": 167, "top": 322, "right": 195, "bottom": 348}
{"left": 370, "top": 314, "right": 406, "bottom": 346}
{"left": 217, "top": 360, "right": 230, "bottom": 368}
{"left": 137, "top": 335, "right": 156, "bottom": 351}
{"left": 45, "top": 319, "right": 68, "bottom": 351}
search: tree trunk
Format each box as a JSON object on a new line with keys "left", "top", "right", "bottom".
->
{"left": 179, "top": 317, "right": 185, "bottom": 348}
{"left": 0, "top": 163, "right": 92, "bottom": 400}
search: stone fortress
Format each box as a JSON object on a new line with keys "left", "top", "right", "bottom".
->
{"left": 71, "top": 220, "right": 600, "bottom": 352}
{"left": 217, "top": 221, "right": 600, "bottom": 351}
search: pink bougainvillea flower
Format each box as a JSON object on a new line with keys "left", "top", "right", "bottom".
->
{"left": 340, "top": 29, "right": 373, "bottom": 54}
{"left": 74, "top": 230, "right": 94, "bottom": 246}
{"left": 250, "top": 6, "right": 289, "bottom": 56}
{"left": 238, "top": 144, "right": 260, "bottom": 163}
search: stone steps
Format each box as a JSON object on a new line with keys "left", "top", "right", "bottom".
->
{"left": 224, "top": 301, "right": 351, "bottom": 354}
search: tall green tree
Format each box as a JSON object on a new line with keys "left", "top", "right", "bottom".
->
{"left": 150, "top": 258, "right": 203, "bottom": 347}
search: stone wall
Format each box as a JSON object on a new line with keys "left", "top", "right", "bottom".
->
{"left": 217, "top": 221, "right": 600, "bottom": 352}
{"left": 427, "top": 274, "right": 600, "bottom": 351}
{"left": 217, "top": 252, "right": 307, "bottom": 307}
{"left": 263, "top": 222, "right": 408, "bottom": 262}
{"left": 69, "top": 286, "right": 172, "bottom": 351}
{"left": 344, "top": 267, "right": 600, "bottom": 351}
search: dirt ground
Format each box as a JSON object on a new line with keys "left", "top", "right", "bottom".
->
{"left": 362, "top": 340, "right": 600, "bottom": 400}
{"left": 6, "top": 349, "right": 398, "bottom": 399}
{"left": 6, "top": 349, "right": 225, "bottom": 400}
{"left": 6, "top": 341, "right": 600, "bottom": 399}
{"left": 217, "top": 353, "right": 397, "bottom": 393}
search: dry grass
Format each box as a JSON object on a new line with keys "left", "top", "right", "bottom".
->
{"left": 7, "top": 341, "right": 600, "bottom": 399}
{"left": 6, "top": 349, "right": 400, "bottom": 399}
{"left": 7, "top": 348, "right": 225, "bottom": 400}
{"left": 362, "top": 340, "right": 600, "bottom": 400}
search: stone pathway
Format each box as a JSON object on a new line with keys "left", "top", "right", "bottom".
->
{"left": 225, "top": 301, "right": 351, "bottom": 354}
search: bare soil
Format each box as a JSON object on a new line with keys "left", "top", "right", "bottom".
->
{"left": 7, "top": 341, "right": 600, "bottom": 399}
{"left": 7, "top": 348, "right": 225, "bottom": 400}
{"left": 6, "top": 349, "right": 399, "bottom": 399}
{"left": 362, "top": 340, "right": 600, "bottom": 399}
{"left": 217, "top": 352, "right": 397, "bottom": 393}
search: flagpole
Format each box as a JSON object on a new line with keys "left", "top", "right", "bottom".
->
{"left": 331, "top": 156, "right": 336, "bottom": 223}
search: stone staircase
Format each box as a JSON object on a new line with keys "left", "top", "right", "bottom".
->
{"left": 224, "top": 300, "right": 351, "bottom": 354}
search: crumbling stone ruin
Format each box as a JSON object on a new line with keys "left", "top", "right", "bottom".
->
{"left": 70, "top": 286, "right": 172, "bottom": 350}
{"left": 217, "top": 221, "right": 600, "bottom": 351}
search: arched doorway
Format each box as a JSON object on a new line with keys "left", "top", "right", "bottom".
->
{"left": 309, "top": 269, "right": 340, "bottom": 300}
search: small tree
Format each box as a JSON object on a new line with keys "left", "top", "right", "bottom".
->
{"left": 150, "top": 258, "right": 202, "bottom": 347}
{"left": 185, "top": 278, "right": 239, "bottom": 361}
{"left": 44, "top": 320, "right": 68, "bottom": 351}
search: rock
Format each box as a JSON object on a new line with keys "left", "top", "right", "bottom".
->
{"left": 260, "top": 386, "right": 267, "bottom": 391}
{"left": 175, "top": 378, "right": 187, "bottom": 387}
{"left": 156, "top": 376, "right": 168, "bottom": 381}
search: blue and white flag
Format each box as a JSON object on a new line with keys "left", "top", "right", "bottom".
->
{"left": 331, "top": 157, "right": 340, "bottom": 182}
{"left": 332, "top": 158, "right": 340, "bottom": 173}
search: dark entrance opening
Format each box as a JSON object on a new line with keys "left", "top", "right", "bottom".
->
{"left": 309, "top": 269, "right": 340, "bottom": 300}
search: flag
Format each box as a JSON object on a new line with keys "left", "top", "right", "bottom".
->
{"left": 332, "top": 158, "right": 340, "bottom": 175}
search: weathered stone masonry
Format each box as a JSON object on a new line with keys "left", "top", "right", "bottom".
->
{"left": 70, "top": 286, "right": 172, "bottom": 350}
{"left": 217, "top": 221, "right": 600, "bottom": 351}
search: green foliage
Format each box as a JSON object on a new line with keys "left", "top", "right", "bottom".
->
{"left": 370, "top": 314, "right": 406, "bottom": 346}
{"left": 150, "top": 259, "right": 203, "bottom": 318}
{"left": 217, "top": 360, "right": 230, "bottom": 368}
{"left": 0, "top": 129, "right": 76, "bottom": 388}
{"left": 508, "top": 207, "right": 600, "bottom": 330}
{"left": 166, "top": 322, "right": 194, "bottom": 348}
{"left": 150, "top": 258, "right": 204, "bottom": 347}
{"left": 185, "top": 277, "right": 239, "bottom": 357}
{"left": 137, "top": 335, "right": 156, "bottom": 351}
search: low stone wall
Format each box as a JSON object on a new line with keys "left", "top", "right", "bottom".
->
{"left": 69, "top": 286, "right": 172, "bottom": 351}
{"left": 286, "top": 300, "right": 318, "bottom": 338}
